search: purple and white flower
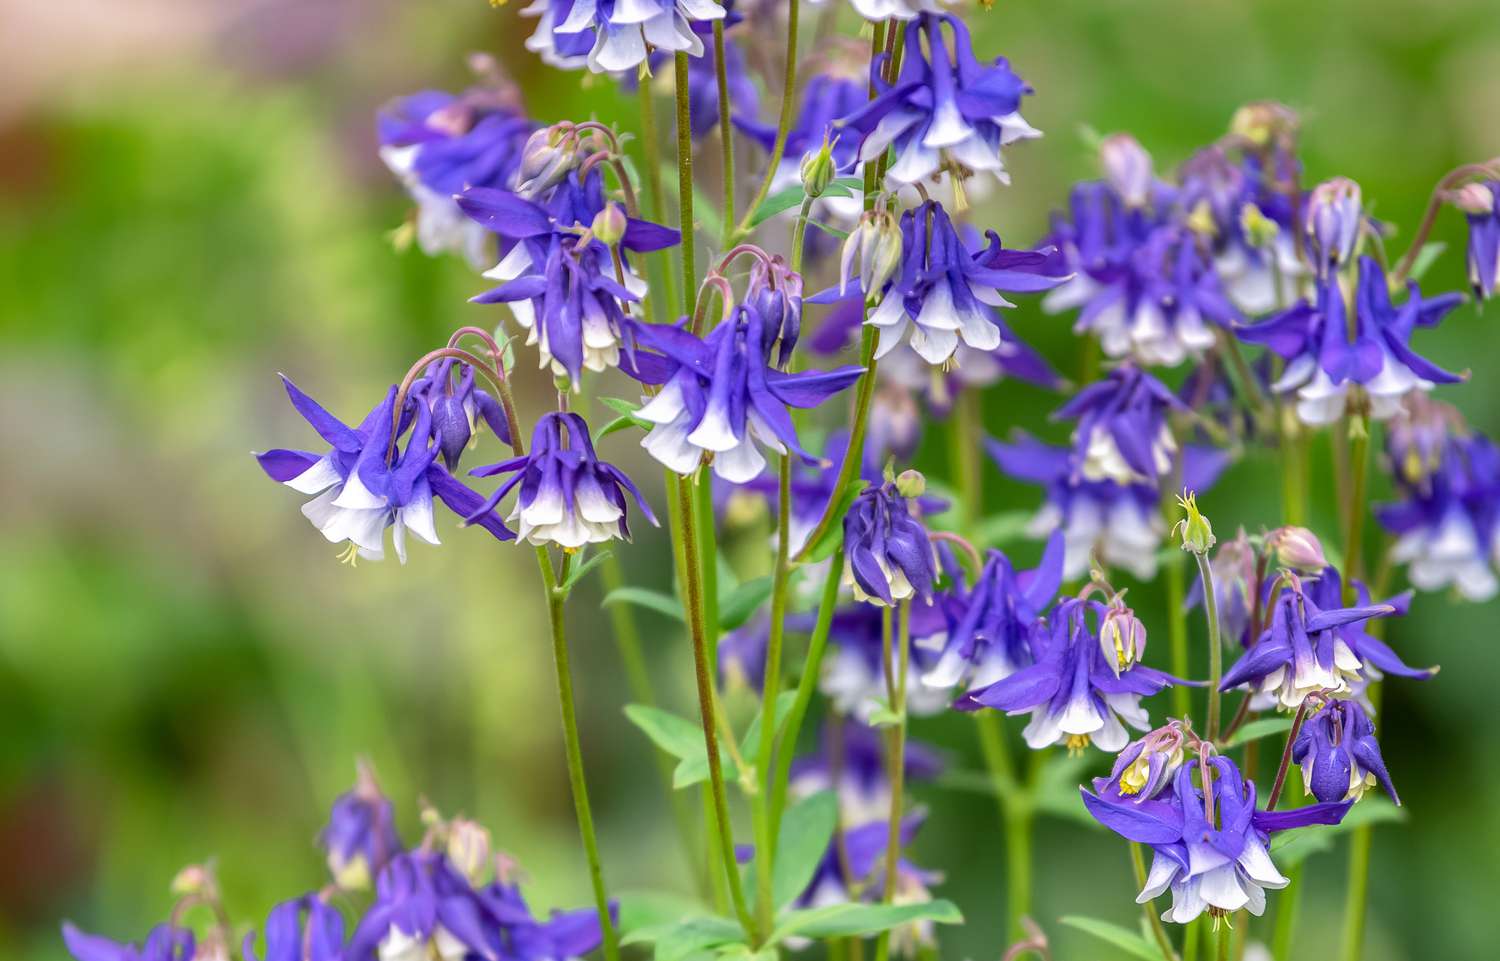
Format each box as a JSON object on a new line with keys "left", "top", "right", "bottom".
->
{"left": 1292, "top": 698, "right": 1398, "bottom": 805}
{"left": 320, "top": 760, "right": 403, "bottom": 890}
{"left": 522, "top": 0, "right": 726, "bottom": 74}
{"left": 62, "top": 923, "right": 195, "bottom": 961}
{"left": 1093, "top": 722, "right": 1190, "bottom": 803}
{"left": 468, "top": 412, "right": 657, "bottom": 548}
{"left": 1456, "top": 180, "right": 1499, "bottom": 300}
{"left": 843, "top": 478, "right": 938, "bottom": 606}
{"left": 1053, "top": 364, "right": 1184, "bottom": 487}
{"left": 243, "top": 894, "right": 344, "bottom": 961}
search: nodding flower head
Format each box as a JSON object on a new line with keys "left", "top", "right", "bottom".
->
{"left": 843, "top": 477, "right": 939, "bottom": 606}
{"left": 516, "top": 123, "right": 587, "bottom": 199}
{"left": 419, "top": 359, "right": 514, "bottom": 472}
{"left": 1237, "top": 256, "right": 1464, "bottom": 427}
{"left": 746, "top": 254, "right": 804, "bottom": 369}
{"left": 1305, "top": 177, "right": 1365, "bottom": 275}
{"left": 1292, "top": 697, "right": 1398, "bottom": 805}
{"left": 838, "top": 13, "right": 1038, "bottom": 190}
{"left": 255, "top": 376, "right": 514, "bottom": 564}
{"left": 1229, "top": 100, "right": 1300, "bottom": 150}
{"left": 521, "top": 0, "right": 727, "bottom": 74}
{"left": 467, "top": 412, "right": 657, "bottom": 549}
{"left": 1055, "top": 364, "right": 1184, "bottom": 488}
{"left": 837, "top": 207, "right": 905, "bottom": 299}
{"left": 377, "top": 74, "right": 531, "bottom": 268}
{"left": 1100, "top": 133, "right": 1155, "bottom": 209}
{"left": 961, "top": 596, "right": 1186, "bottom": 754}
{"left": 1100, "top": 601, "right": 1149, "bottom": 676}
{"left": 320, "top": 760, "right": 403, "bottom": 890}
{"left": 624, "top": 304, "right": 863, "bottom": 482}
{"left": 62, "top": 923, "right": 195, "bottom": 961}
{"left": 1267, "top": 525, "right": 1327, "bottom": 572}
{"left": 242, "top": 894, "right": 344, "bottom": 961}
{"left": 1093, "top": 721, "right": 1191, "bottom": 803}
{"left": 1455, "top": 180, "right": 1500, "bottom": 300}
{"left": 1084, "top": 756, "right": 1351, "bottom": 924}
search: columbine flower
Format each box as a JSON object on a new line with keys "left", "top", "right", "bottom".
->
{"left": 789, "top": 718, "right": 944, "bottom": 825}
{"left": 1455, "top": 180, "right": 1499, "bottom": 300}
{"left": 1084, "top": 756, "right": 1351, "bottom": 924}
{"left": 255, "top": 376, "right": 513, "bottom": 563}
{"left": 960, "top": 597, "right": 1184, "bottom": 753}
{"left": 843, "top": 477, "right": 938, "bottom": 605}
{"left": 922, "top": 532, "right": 1065, "bottom": 692}
{"left": 1305, "top": 177, "right": 1364, "bottom": 275}
{"left": 1092, "top": 722, "right": 1190, "bottom": 802}
{"left": 814, "top": 200, "right": 1065, "bottom": 365}
{"left": 320, "top": 760, "right": 403, "bottom": 890}
{"left": 378, "top": 76, "right": 532, "bottom": 268}
{"left": 242, "top": 895, "right": 344, "bottom": 961}
{"left": 1378, "top": 400, "right": 1500, "bottom": 601}
{"left": 1236, "top": 256, "right": 1464, "bottom": 427}
{"left": 838, "top": 13, "right": 1038, "bottom": 189}
{"left": 522, "top": 0, "right": 726, "bottom": 73}
{"left": 747, "top": 253, "right": 804, "bottom": 369}
{"left": 63, "top": 923, "right": 194, "bottom": 961}
{"left": 419, "top": 359, "right": 515, "bottom": 471}
{"left": 1302, "top": 566, "right": 1436, "bottom": 688}
{"left": 1292, "top": 698, "right": 1398, "bottom": 805}
{"left": 988, "top": 433, "right": 1231, "bottom": 581}
{"left": 821, "top": 600, "right": 955, "bottom": 721}
{"left": 626, "top": 304, "right": 863, "bottom": 482}
{"left": 1055, "top": 365, "right": 1184, "bottom": 487}
{"left": 458, "top": 189, "right": 679, "bottom": 386}
{"left": 1218, "top": 569, "right": 1411, "bottom": 710}
{"left": 468, "top": 412, "right": 656, "bottom": 548}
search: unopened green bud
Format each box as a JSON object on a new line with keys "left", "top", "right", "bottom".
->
{"left": 1174, "top": 491, "right": 1216, "bottom": 554}
{"left": 800, "top": 137, "right": 837, "bottom": 199}
{"left": 592, "top": 202, "right": 627, "bottom": 246}
{"left": 895, "top": 469, "right": 926, "bottom": 499}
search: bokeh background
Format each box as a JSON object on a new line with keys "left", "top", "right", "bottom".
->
{"left": 3, "top": 1, "right": 1498, "bottom": 958}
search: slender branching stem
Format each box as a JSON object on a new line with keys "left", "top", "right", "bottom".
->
{"left": 872, "top": 599, "right": 911, "bottom": 961}
{"left": 1196, "top": 551, "right": 1224, "bottom": 741}
{"left": 733, "top": 0, "right": 801, "bottom": 239}
{"left": 674, "top": 52, "right": 697, "bottom": 316}
{"left": 713, "top": 19, "right": 736, "bottom": 248}
{"left": 752, "top": 454, "right": 794, "bottom": 935}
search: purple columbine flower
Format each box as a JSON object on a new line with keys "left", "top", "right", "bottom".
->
{"left": 62, "top": 923, "right": 194, "bottom": 961}
{"left": 242, "top": 894, "right": 344, "bottom": 961}
{"left": 522, "top": 0, "right": 726, "bottom": 73}
{"left": 988, "top": 433, "right": 1230, "bottom": 581}
{"left": 960, "top": 596, "right": 1185, "bottom": 753}
{"left": 467, "top": 412, "right": 656, "bottom": 548}
{"left": 1237, "top": 256, "right": 1464, "bottom": 427}
{"left": 843, "top": 477, "right": 938, "bottom": 606}
{"left": 1378, "top": 400, "right": 1500, "bottom": 601}
{"left": 839, "top": 14, "right": 1038, "bottom": 188}
{"left": 345, "top": 851, "right": 494, "bottom": 961}
{"left": 378, "top": 79, "right": 532, "bottom": 268}
{"left": 1084, "top": 756, "right": 1351, "bottom": 924}
{"left": 418, "top": 359, "right": 515, "bottom": 471}
{"left": 1456, "top": 180, "right": 1500, "bottom": 300}
{"left": 812, "top": 200, "right": 1065, "bottom": 366}
{"left": 789, "top": 717, "right": 944, "bottom": 825}
{"left": 1292, "top": 698, "right": 1398, "bottom": 805}
{"left": 255, "top": 377, "right": 513, "bottom": 563}
{"left": 821, "top": 600, "right": 955, "bottom": 721}
{"left": 625, "top": 304, "right": 863, "bottom": 482}
{"left": 922, "top": 532, "right": 1065, "bottom": 692}
{"left": 321, "top": 760, "right": 403, "bottom": 890}
{"left": 1054, "top": 364, "right": 1184, "bottom": 487}
{"left": 1217, "top": 567, "right": 1427, "bottom": 710}
{"left": 458, "top": 190, "right": 679, "bottom": 387}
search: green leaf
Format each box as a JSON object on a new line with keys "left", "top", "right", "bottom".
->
{"left": 805, "top": 219, "right": 850, "bottom": 241}
{"left": 719, "top": 576, "right": 774, "bottom": 632}
{"left": 617, "top": 891, "right": 712, "bottom": 937}
{"left": 771, "top": 791, "right": 838, "bottom": 909}
{"left": 1270, "top": 797, "right": 1406, "bottom": 865}
{"left": 602, "top": 587, "right": 685, "bottom": 623}
{"left": 621, "top": 915, "right": 744, "bottom": 961}
{"left": 670, "top": 691, "right": 795, "bottom": 790}
{"left": 825, "top": 176, "right": 865, "bottom": 198}
{"left": 770, "top": 900, "right": 962, "bottom": 942}
{"left": 1225, "top": 717, "right": 1293, "bottom": 748}
{"left": 1058, "top": 916, "right": 1161, "bottom": 961}
{"left": 971, "top": 510, "right": 1037, "bottom": 550}
{"left": 864, "top": 704, "right": 903, "bottom": 728}
{"left": 560, "top": 549, "right": 614, "bottom": 592}
{"left": 597, "top": 413, "right": 646, "bottom": 439}
{"left": 625, "top": 705, "right": 705, "bottom": 761}
{"left": 740, "top": 690, "right": 798, "bottom": 759}
{"left": 1407, "top": 241, "right": 1447, "bottom": 282}
{"left": 749, "top": 185, "right": 809, "bottom": 227}
{"left": 803, "top": 480, "right": 868, "bottom": 563}
{"left": 600, "top": 396, "right": 647, "bottom": 420}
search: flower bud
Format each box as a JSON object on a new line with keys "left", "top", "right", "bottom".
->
{"left": 1306, "top": 177, "right": 1363, "bottom": 273}
{"left": 1267, "top": 526, "right": 1327, "bottom": 572}
{"left": 895, "top": 469, "right": 926, "bottom": 499}
{"left": 446, "top": 818, "right": 494, "bottom": 887}
{"left": 1230, "top": 101, "right": 1299, "bottom": 148}
{"left": 591, "top": 201, "right": 628, "bottom": 246}
{"left": 840, "top": 209, "right": 903, "bottom": 298}
{"left": 799, "top": 136, "right": 837, "bottom": 200}
{"left": 1100, "top": 605, "right": 1147, "bottom": 676}
{"left": 170, "top": 862, "right": 220, "bottom": 900}
{"left": 1099, "top": 133, "right": 1153, "bottom": 209}
{"left": 515, "top": 124, "right": 579, "bottom": 198}
{"left": 1174, "top": 491, "right": 1216, "bottom": 554}
{"left": 1451, "top": 182, "right": 1496, "bottom": 216}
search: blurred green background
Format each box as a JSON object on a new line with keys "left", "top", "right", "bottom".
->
{"left": 2, "top": 1, "right": 1497, "bottom": 959}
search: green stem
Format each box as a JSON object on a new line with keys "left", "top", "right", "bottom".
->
{"left": 697, "top": 472, "right": 721, "bottom": 652}
{"left": 536, "top": 548, "right": 620, "bottom": 961}
{"left": 1166, "top": 550, "right": 1190, "bottom": 721}
{"left": 674, "top": 51, "right": 696, "bottom": 317}
{"left": 1216, "top": 923, "right": 1230, "bottom": 961}
{"left": 713, "top": 19, "right": 736, "bottom": 248}
{"left": 752, "top": 455, "right": 794, "bottom": 935}
{"left": 770, "top": 550, "right": 843, "bottom": 825}
{"left": 975, "top": 713, "right": 1030, "bottom": 942}
{"left": 872, "top": 599, "right": 911, "bottom": 961}
{"left": 793, "top": 326, "right": 880, "bottom": 562}
{"left": 1278, "top": 405, "right": 1306, "bottom": 527}
{"left": 790, "top": 196, "right": 815, "bottom": 276}
{"left": 1342, "top": 416, "right": 1370, "bottom": 600}
{"left": 673, "top": 475, "right": 756, "bottom": 936}
{"left": 732, "top": 0, "right": 801, "bottom": 238}
{"left": 1271, "top": 864, "right": 1303, "bottom": 961}
{"left": 1183, "top": 918, "right": 1200, "bottom": 961}
{"left": 950, "top": 389, "right": 983, "bottom": 529}
{"left": 1131, "top": 842, "right": 1178, "bottom": 961}
{"left": 636, "top": 82, "right": 675, "bottom": 324}
{"left": 1195, "top": 551, "right": 1224, "bottom": 741}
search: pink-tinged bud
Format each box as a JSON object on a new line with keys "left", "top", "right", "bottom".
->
{"left": 1268, "top": 526, "right": 1327, "bottom": 571}
{"left": 1451, "top": 182, "right": 1496, "bottom": 216}
{"left": 1100, "top": 133, "right": 1154, "bottom": 208}
{"left": 591, "top": 202, "right": 628, "bottom": 246}
{"left": 446, "top": 818, "right": 494, "bottom": 886}
{"left": 1100, "top": 605, "right": 1147, "bottom": 676}
{"left": 516, "top": 125, "right": 580, "bottom": 198}
{"left": 1306, "top": 177, "right": 1363, "bottom": 272}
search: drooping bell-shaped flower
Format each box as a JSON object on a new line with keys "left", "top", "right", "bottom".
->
{"left": 458, "top": 190, "right": 680, "bottom": 386}
{"left": 1054, "top": 364, "right": 1185, "bottom": 487}
{"left": 62, "top": 923, "right": 194, "bottom": 961}
{"left": 416, "top": 359, "right": 515, "bottom": 472}
{"left": 255, "top": 377, "right": 514, "bottom": 563}
{"left": 1237, "top": 256, "right": 1464, "bottom": 427}
{"left": 838, "top": 13, "right": 1038, "bottom": 188}
{"left": 320, "top": 760, "right": 403, "bottom": 890}
{"left": 467, "top": 412, "right": 657, "bottom": 549}
{"left": 843, "top": 476, "right": 938, "bottom": 606}
{"left": 1083, "top": 756, "right": 1351, "bottom": 924}
{"left": 625, "top": 304, "right": 863, "bottom": 482}
{"left": 522, "top": 0, "right": 727, "bottom": 74}
{"left": 922, "top": 532, "right": 1065, "bottom": 692}
{"left": 1304, "top": 177, "right": 1364, "bottom": 276}
{"left": 1292, "top": 698, "right": 1398, "bottom": 805}
{"left": 1456, "top": 180, "right": 1500, "bottom": 300}
{"left": 378, "top": 74, "right": 532, "bottom": 268}
{"left": 961, "top": 597, "right": 1185, "bottom": 753}
{"left": 242, "top": 894, "right": 344, "bottom": 961}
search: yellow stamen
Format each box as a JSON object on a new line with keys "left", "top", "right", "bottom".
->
{"left": 1064, "top": 733, "right": 1091, "bottom": 756}
{"left": 337, "top": 542, "right": 361, "bottom": 567}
